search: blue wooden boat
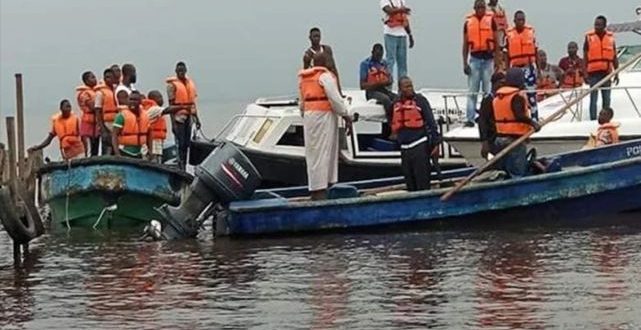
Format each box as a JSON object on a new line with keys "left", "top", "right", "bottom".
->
{"left": 38, "top": 157, "right": 192, "bottom": 230}
{"left": 216, "top": 140, "right": 641, "bottom": 237}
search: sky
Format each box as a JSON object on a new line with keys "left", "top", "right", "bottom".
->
{"left": 1, "top": 0, "right": 639, "bottom": 150}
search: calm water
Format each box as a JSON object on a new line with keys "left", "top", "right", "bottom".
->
{"left": 3, "top": 216, "right": 641, "bottom": 329}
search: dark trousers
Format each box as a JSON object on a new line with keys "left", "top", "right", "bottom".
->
{"left": 101, "top": 133, "right": 113, "bottom": 155}
{"left": 366, "top": 89, "right": 396, "bottom": 137}
{"left": 401, "top": 141, "right": 431, "bottom": 191}
{"left": 588, "top": 72, "right": 612, "bottom": 120}
{"left": 87, "top": 137, "right": 100, "bottom": 156}
{"left": 172, "top": 117, "right": 192, "bottom": 169}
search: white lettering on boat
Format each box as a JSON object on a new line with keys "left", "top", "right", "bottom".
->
{"left": 626, "top": 145, "right": 641, "bottom": 157}
{"left": 228, "top": 158, "right": 249, "bottom": 180}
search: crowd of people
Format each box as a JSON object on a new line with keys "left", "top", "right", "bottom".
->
{"left": 28, "top": 62, "right": 200, "bottom": 170}
{"left": 299, "top": 0, "right": 621, "bottom": 197}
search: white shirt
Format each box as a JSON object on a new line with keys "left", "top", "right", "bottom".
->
{"left": 380, "top": 0, "right": 408, "bottom": 37}
{"left": 115, "top": 83, "right": 137, "bottom": 105}
{"left": 318, "top": 72, "right": 348, "bottom": 116}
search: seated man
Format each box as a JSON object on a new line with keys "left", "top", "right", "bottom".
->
{"left": 360, "top": 43, "right": 396, "bottom": 137}
{"left": 595, "top": 107, "right": 619, "bottom": 147}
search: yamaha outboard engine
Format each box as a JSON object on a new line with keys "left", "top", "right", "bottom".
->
{"left": 151, "top": 143, "right": 261, "bottom": 240}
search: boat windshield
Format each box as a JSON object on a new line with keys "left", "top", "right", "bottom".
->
{"left": 618, "top": 45, "right": 641, "bottom": 65}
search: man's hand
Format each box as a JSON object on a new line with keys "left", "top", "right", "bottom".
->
{"left": 193, "top": 117, "right": 202, "bottom": 130}
{"left": 408, "top": 34, "right": 415, "bottom": 49}
{"left": 464, "top": 63, "right": 471, "bottom": 76}
{"left": 613, "top": 74, "right": 620, "bottom": 86}
{"left": 342, "top": 115, "right": 353, "bottom": 136}
{"left": 532, "top": 121, "right": 542, "bottom": 132}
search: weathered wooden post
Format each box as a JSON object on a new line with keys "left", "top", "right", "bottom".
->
{"left": 15, "top": 74, "right": 26, "bottom": 182}
{"left": 5, "top": 116, "right": 22, "bottom": 262}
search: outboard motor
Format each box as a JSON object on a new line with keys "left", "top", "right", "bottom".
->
{"left": 151, "top": 143, "right": 261, "bottom": 240}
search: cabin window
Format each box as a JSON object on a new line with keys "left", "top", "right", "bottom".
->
{"left": 252, "top": 119, "right": 273, "bottom": 144}
{"left": 276, "top": 125, "right": 305, "bottom": 146}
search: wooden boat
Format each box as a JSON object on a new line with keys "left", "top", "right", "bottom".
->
{"left": 215, "top": 139, "right": 641, "bottom": 237}
{"left": 38, "top": 157, "right": 192, "bottom": 230}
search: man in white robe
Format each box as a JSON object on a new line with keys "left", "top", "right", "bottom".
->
{"left": 299, "top": 52, "right": 352, "bottom": 200}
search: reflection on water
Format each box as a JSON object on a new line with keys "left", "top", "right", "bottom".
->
{"left": 2, "top": 222, "right": 641, "bottom": 329}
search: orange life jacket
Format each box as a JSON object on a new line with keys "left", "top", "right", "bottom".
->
{"left": 141, "top": 99, "right": 168, "bottom": 140}
{"left": 493, "top": 86, "right": 532, "bottom": 136}
{"left": 490, "top": 6, "right": 509, "bottom": 31}
{"left": 166, "top": 76, "right": 197, "bottom": 116}
{"left": 466, "top": 13, "right": 495, "bottom": 53}
{"left": 366, "top": 65, "right": 391, "bottom": 84}
{"left": 561, "top": 58, "right": 585, "bottom": 88}
{"left": 536, "top": 71, "right": 558, "bottom": 101}
{"left": 118, "top": 108, "right": 150, "bottom": 147}
{"left": 94, "top": 83, "right": 118, "bottom": 123}
{"left": 385, "top": 1, "right": 409, "bottom": 28}
{"left": 52, "top": 113, "right": 84, "bottom": 160}
{"left": 298, "top": 67, "right": 333, "bottom": 112}
{"left": 506, "top": 26, "right": 537, "bottom": 67}
{"left": 75, "top": 85, "right": 97, "bottom": 125}
{"left": 391, "top": 99, "right": 424, "bottom": 134}
{"left": 596, "top": 122, "right": 620, "bottom": 146}
{"left": 586, "top": 30, "right": 615, "bottom": 74}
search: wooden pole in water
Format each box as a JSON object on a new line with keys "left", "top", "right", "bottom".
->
{"left": 15, "top": 74, "right": 26, "bottom": 182}
{"left": 6, "top": 117, "right": 18, "bottom": 203}
{"left": 441, "top": 52, "right": 641, "bottom": 202}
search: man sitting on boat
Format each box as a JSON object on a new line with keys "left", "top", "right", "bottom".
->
{"left": 391, "top": 76, "right": 440, "bottom": 191}
{"left": 360, "top": 43, "right": 396, "bottom": 137}
{"left": 112, "top": 91, "right": 152, "bottom": 159}
{"left": 29, "top": 99, "right": 86, "bottom": 161}
{"left": 595, "top": 107, "right": 620, "bottom": 147}
{"left": 492, "top": 68, "right": 540, "bottom": 177}
{"left": 298, "top": 52, "right": 352, "bottom": 200}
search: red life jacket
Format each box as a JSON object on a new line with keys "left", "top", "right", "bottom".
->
{"left": 391, "top": 99, "right": 424, "bottom": 134}
{"left": 596, "top": 122, "right": 620, "bottom": 146}
{"left": 366, "top": 65, "right": 391, "bottom": 84}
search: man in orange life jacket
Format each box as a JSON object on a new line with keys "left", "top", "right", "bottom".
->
{"left": 76, "top": 71, "right": 99, "bottom": 156}
{"left": 558, "top": 41, "right": 585, "bottom": 89}
{"left": 488, "top": 0, "right": 508, "bottom": 53}
{"left": 595, "top": 107, "right": 619, "bottom": 147}
{"left": 360, "top": 43, "right": 396, "bottom": 137}
{"left": 29, "top": 99, "right": 86, "bottom": 161}
{"left": 536, "top": 49, "right": 563, "bottom": 101}
{"left": 493, "top": 68, "right": 541, "bottom": 177}
{"left": 112, "top": 91, "right": 152, "bottom": 159}
{"left": 381, "top": 0, "right": 414, "bottom": 81}
{"left": 477, "top": 71, "right": 506, "bottom": 159}
{"left": 583, "top": 15, "right": 619, "bottom": 121}
{"left": 94, "top": 68, "right": 119, "bottom": 155}
{"left": 167, "top": 61, "right": 200, "bottom": 169}
{"left": 462, "top": 0, "right": 499, "bottom": 127}
{"left": 142, "top": 91, "right": 189, "bottom": 163}
{"left": 505, "top": 10, "right": 539, "bottom": 120}
{"left": 299, "top": 52, "right": 352, "bottom": 200}
{"left": 391, "top": 76, "right": 440, "bottom": 191}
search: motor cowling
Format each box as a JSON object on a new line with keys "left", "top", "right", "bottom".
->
{"left": 153, "top": 142, "right": 261, "bottom": 240}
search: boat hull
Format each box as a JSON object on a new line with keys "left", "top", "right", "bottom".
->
{"left": 39, "top": 157, "right": 192, "bottom": 230}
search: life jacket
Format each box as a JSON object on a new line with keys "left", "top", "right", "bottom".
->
{"left": 391, "top": 99, "right": 424, "bottom": 134}
{"left": 536, "top": 68, "right": 558, "bottom": 101}
{"left": 366, "top": 64, "right": 391, "bottom": 84}
{"left": 466, "top": 12, "right": 495, "bottom": 53}
{"left": 385, "top": 0, "right": 409, "bottom": 28}
{"left": 596, "top": 122, "right": 620, "bottom": 146}
{"left": 586, "top": 30, "right": 615, "bottom": 74}
{"left": 94, "top": 83, "right": 119, "bottom": 123}
{"left": 492, "top": 86, "right": 532, "bottom": 136}
{"left": 52, "top": 113, "right": 84, "bottom": 160}
{"left": 118, "top": 108, "right": 150, "bottom": 147}
{"left": 141, "top": 99, "right": 168, "bottom": 140}
{"left": 506, "top": 26, "right": 537, "bottom": 67}
{"left": 166, "top": 76, "right": 197, "bottom": 116}
{"left": 490, "top": 6, "right": 509, "bottom": 31}
{"left": 561, "top": 58, "right": 585, "bottom": 88}
{"left": 75, "top": 85, "right": 97, "bottom": 125}
{"left": 298, "top": 67, "right": 333, "bottom": 112}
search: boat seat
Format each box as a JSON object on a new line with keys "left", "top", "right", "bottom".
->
{"left": 368, "top": 138, "right": 398, "bottom": 152}
{"left": 328, "top": 184, "right": 359, "bottom": 199}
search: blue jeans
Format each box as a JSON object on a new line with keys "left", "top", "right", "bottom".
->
{"left": 588, "top": 72, "right": 612, "bottom": 120}
{"left": 495, "top": 137, "right": 527, "bottom": 178}
{"left": 466, "top": 56, "right": 493, "bottom": 123}
{"left": 384, "top": 34, "right": 407, "bottom": 81}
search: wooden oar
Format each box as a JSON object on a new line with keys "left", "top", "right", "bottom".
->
{"left": 441, "top": 52, "right": 641, "bottom": 202}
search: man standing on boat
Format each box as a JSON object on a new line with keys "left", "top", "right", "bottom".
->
{"left": 142, "top": 91, "right": 189, "bottom": 163}
{"left": 536, "top": 49, "right": 563, "bottom": 101}
{"left": 115, "top": 64, "right": 137, "bottom": 105}
{"left": 488, "top": 0, "right": 509, "bottom": 70}
{"left": 462, "top": 0, "right": 499, "bottom": 127}
{"left": 112, "top": 91, "right": 152, "bottom": 159}
{"left": 29, "top": 100, "right": 86, "bottom": 161}
{"left": 167, "top": 61, "right": 200, "bottom": 170}
{"left": 94, "top": 68, "right": 119, "bottom": 155}
{"left": 360, "top": 43, "right": 395, "bottom": 137}
{"left": 299, "top": 52, "right": 352, "bottom": 200}
{"left": 76, "top": 71, "right": 99, "bottom": 156}
{"left": 583, "top": 15, "right": 619, "bottom": 121}
{"left": 391, "top": 76, "right": 440, "bottom": 191}
{"left": 303, "top": 27, "right": 343, "bottom": 95}
{"left": 492, "top": 68, "right": 540, "bottom": 177}
{"left": 559, "top": 42, "right": 585, "bottom": 89}
{"left": 381, "top": 0, "right": 414, "bottom": 81}
{"left": 505, "top": 10, "right": 539, "bottom": 120}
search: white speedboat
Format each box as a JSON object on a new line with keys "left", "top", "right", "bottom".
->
{"left": 444, "top": 44, "right": 641, "bottom": 166}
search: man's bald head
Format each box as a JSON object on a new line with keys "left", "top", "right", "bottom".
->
{"left": 313, "top": 52, "right": 329, "bottom": 68}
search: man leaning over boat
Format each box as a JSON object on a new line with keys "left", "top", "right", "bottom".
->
{"left": 298, "top": 52, "right": 352, "bottom": 200}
